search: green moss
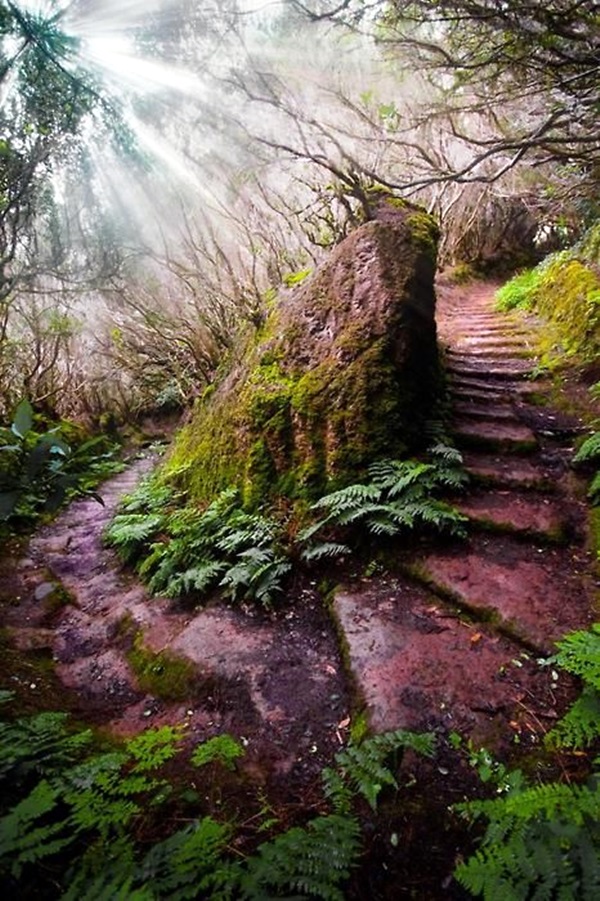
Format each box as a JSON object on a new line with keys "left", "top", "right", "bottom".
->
{"left": 127, "top": 635, "right": 198, "bottom": 702}
{"left": 160, "top": 205, "right": 439, "bottom": 516}
{"left": 533, "top": 258, "right": 600, "bottom": 360}
{"left": 406, "top": 211, "right": 440, "bottom": 261}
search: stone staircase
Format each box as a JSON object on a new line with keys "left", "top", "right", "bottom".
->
{"left": 332, "top": 281, "right": 595, "bottom": 747}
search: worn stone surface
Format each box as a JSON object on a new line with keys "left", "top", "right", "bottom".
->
{"left": 455, "top": 489, "right": 574, "bottom": 541}
{"left": 333, "top": 578, "right": 563, "bottom": 743}
{"left": 332, "top": 278, "right": 595, "bottom": 741}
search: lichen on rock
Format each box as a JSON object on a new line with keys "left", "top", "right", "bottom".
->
{"left": 163, "top": 195, "right": 440, "bottom": 511}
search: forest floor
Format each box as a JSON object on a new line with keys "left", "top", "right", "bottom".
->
{"left": 1, "top": 278, "right": 599, "bottom": 898}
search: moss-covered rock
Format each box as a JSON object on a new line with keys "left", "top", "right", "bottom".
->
{"left": 163, "top": 196, "right": 440, "bottom": 510}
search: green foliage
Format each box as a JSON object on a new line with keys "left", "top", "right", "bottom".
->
{"left": 282, "top": 267, "right": 312, "bottom": 286}
{"left": 545, "top": 624, "right": 600, "bottom": 749}
{"left": 495, "top": 269, "right": 541, "bottom": 311}
{"left": 574, "top": 432, "right": 600, "bottom": 467}
{"left": 239, "top": 813, "right": 361, "bottom": 900}
{"left": 299, "top": 444, "right": 468, "bottom": 559}
{"left": 0, "top": 400, "right": 123, "bottom": 527}
{"left": 455, "top": 622, "right": 600, "bottom": 899}
{"left": 454, "top": 774, "right": 600, "bottom": 899}
{"left": 573, "top": 432, "right": 600, "bottom": 505}
{"left": 496, "top": 226, "right": 600, "bottom": 363}
{"left": 324, "top": 729, "right": 436, "bottom": 811}
{"left": 104, "top": 482, "right": 291, "bottom": 607}
{"left": 191, "top": 734, "right": 245, "bottom": 771}
{"left": 238, "top": 727, "right": 434, "bottom": 899}
{"left": 0, "top": 693, "right": 436, "bottom": 899}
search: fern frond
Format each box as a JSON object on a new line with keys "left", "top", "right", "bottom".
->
{"left": 311, "top": 482, "right": 381, "bottom": 514}
{"left": 573, "top": 432, "right": 600, "bottom": 464}
{"left": 240, "top": 813, "right": 361, "bottom": 901}
{"left": 178, "top": 560, "right": 228, "bottom": 594}
{"left": 428, "top": 442, "right": 465, "bottom": 466}
{"left": 126, "top": 727, "right": 183, "bottom": 773}
{"left": 191, "top": 734, "right": 245, "bottom": 771}
{"left": 0, "top": 780, "right": 72, "bottom": 877}
{"left": 546, "top": 688, "right": 600, "bottom": 749}
{"left": 0, "top": 711, "right": 93, "bottom": 783}
{"left": 368, "top": 459, "right": 433, "bottom": 496}
{"left": 104, "top": 514, "right": 163, "bottom": 562}
{"left": 138, "top": 818, "right": 234, "bottom": 899}
{"left": 588, "top": 470, "right": 600, "bottom": 502}
{"left": 335, "top": 729, "right": 435, "bottom": 810}
{"left": 552, "top": 624, "right": 600, "bottom": 690}
{"left": 300, "top": 542, "right": 351, "bottom": 562}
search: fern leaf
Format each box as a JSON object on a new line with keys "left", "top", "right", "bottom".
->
{"left": 335, "top": 729, "right": 435, "bottom": 810}
{"left": 0, "top": 781, "right": 73, "bottom": 876}
{"left": 311, "top": 482, "right": 382, "bottom": 514}
{"left": 573, "top": 432, "right": 600, "bottom": 464}
{"left": 138, "top": 818, "right": 234, "bottom": 899}
{"left": 191, "top": 735, "right": 245, "bottom": 771}
{"left": 552, "top": 624, "right": 600, "bottom": 690}
{"left": 126, "top": 726, "right": 183, "bottom": 773}
{"left": 301, "top": 542, "right": 351, "bottom": 562}
{"left": 546, "top": 687, "right": 600, "bottom": 749}
{"left": 179, "top": 560, "right": 228, "bottom": 594}
{"left": 240, "top": 812, "right": 361, "bottom": 901}
{"left": 588, "top": 470, "right": 600, "bottom": 503}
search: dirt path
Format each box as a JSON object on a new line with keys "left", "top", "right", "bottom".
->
{"left": 2, "top": 279, "right": 597, "bottom": 786}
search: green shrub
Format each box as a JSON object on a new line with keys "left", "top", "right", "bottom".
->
{"left": 454, "top": 622, "right": 600, "bottom": 899}
{"left": 0, "top": 692, "right": 435, "bottom": 899}
{"left": 495, "top": 268, "right": 542, "bottom": 311}
{"left": 0, "top": 400, "right": 123, "bottom": 527}
{"left": 299, "top": 442, "right": 469, "bottom": 561}
{"left": 105, "top": 482, "right": 292, "bottom": 607}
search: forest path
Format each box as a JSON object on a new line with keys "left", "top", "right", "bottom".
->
{"left": 3, "top": 280, "right": 598, "bottom": 785}
{"left": 332, "top": 279, "right": 597, "bottom": 750}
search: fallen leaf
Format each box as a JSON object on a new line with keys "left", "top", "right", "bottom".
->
{"left": 470, "top": 632, "right": 483, "bottom": 644}
{"left": 338, "top": 716, "right": 351, "bottom": 729}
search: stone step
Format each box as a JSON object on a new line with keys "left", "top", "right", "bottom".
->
{"left": 454, "top": 489, "right": 572, "bottom": 543}
{"left": 453, "top": 401, "right": 518, "bottom": 421}
{"left": 332, "top": 577, "right": 551, "bottom": 738}
{"left": 449, "top": 374, "right": 548, "bottom": 399}
{"left": 453, "top": 418, "right": 538, "bottom": 453}
{"left": 448, "top": 353, "right": 535, "bottom": 373}
{"left": 411, "top": 535, "right": 594, "bottom": 653}
{"left": 461, "top": 451, "right": 551, "bottom": 489}
{"left": 449, "top": 346, "right": 533, "bottom": 360}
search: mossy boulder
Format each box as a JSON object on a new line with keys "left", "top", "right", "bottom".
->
{"left": 163, "top": 196, "right": 440, "bottom": 509}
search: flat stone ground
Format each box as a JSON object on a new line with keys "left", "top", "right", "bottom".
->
{"left": 2, "top": 279, "right": 599, "bottom": 896}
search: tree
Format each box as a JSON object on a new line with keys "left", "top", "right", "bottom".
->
{"left": 286, "top": 1, "right": 600, "bottom": 190}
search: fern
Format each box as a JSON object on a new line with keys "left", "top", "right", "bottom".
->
{"left": 299, "top": 447, "right": 468, "bottom": 558}
{"left": 191, "top": 734, "right": 245, "bottom": 771}
{"left": 105, "top": 485, "right": 292, "bottom": 606}
{"left": 456, "top": 623, "right": 600, "bottom": 899}
{"left": 0, "top": 780, "right": 73, "bottom": 877}
{"left": 136, "top": 818, "right": 235, "bottom": 900}
{"left": 0, "top": 709, "right": 93, "bottom": 784}
{"left": 103, "top": 513, "right": 164, "bottom": 563}
{"left": 455, "top": 774, "right": 600, "bottom": 900}
{"left": 239, "top": 813, "right": 361, "bottom": 901}
{"left": 573, "top": 432, "right": 600, "bottom": 464}
{"left": 300, "top": 541, "right": 351, "bottom": 562}
{"left": 551, "top": 623, "right": 600, "bottom": 690}
{"left": 332, "top": 729, "right": 436, "bottom": 810}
